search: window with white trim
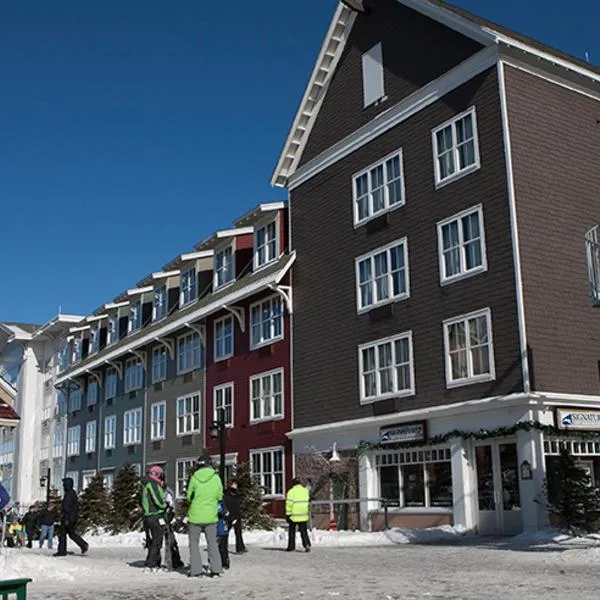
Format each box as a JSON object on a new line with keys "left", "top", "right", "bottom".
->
{"left": 359, "top": 332, "right": 414, "bottom": 403}
{"left": 151, "top": 346, "right": 167, "bottom": 383}
{"left": 356, "top": 238, "right": 409, "bottom": 311}
{"left": 181, "top": 268, "right": 197, "bottom": 306}
{"left": 376, "top": 447, "right": 453, "bottom": 509}
{"left": 151, "top": 402, "right": 166, "bottom": 441}
{"left": 125, "top": 357, "right": 143, "bottom": 392}
{"left": 67, "top": 426, "right": 80, "bottom": 457}
{"left": 177, "top": 332, "right": 202, "bottom": 374}
{"left": 176, "top": 393, "right": 201, "bottom": 435}
{"left": 438, "top": 205, "right": 486, "bottom": 283}
{"left": 123, "top": 407, "right": 142, "bottom": 446}
{"left": 59, "top": 342, "right": 70, "bottom": 372}
{"left": 107, "top": 315, "right": 118, "bottom": 346}
{"left": 432, "top": 108, "right": 480, "bottom": 187}
{"left": 85, "top": 421, "right": 96, "bottom": 454}
{"left": 250, "top": 370, "right": 283, "bottom": 422}
{"left": 443, "top": 308, "right": 495, "bottom": 387}
{"left": 52, "top": 428, "right": 64, "bottom": 459}
{"left": 250, "top": 448, "right": 284, "bottom": 497}
{"left": 214, "top": 382, "right": 233, "bottom": 426}
{"left": 214, "top": 315, "right": 233, "bottom": 361}
{"left": 87, "top": 379, "right": 98, "bottom": 406}
{"left": 361, "top": 42, "right": 385, "bottom": 108}
{"left": 353, "top": 150, "right": 404, "bottom": 225}
{"left": 81, "top": 471, "right": 96, "bottom": 491}
{"left": 89, "top": 325, "right": 100, "bottom": 355}
{"left": 105, "top": 368, "right": 118, "bottom": 399}
{"left": 103, "top": 471, "right": 114, "bottom": 490}
{"left": 69, "top": 387, "right": 82, "bottom": 412}
{"left": 153, "top": 285, "right": 168, "bottom": 321}
{"left": 250, "top": 296, "right": 283, "bottom": 348}
{"left": 254, "top": 220, "right": 278, "bottom": 269}
{"left": 72, "top": 338, "right": 82, "bottom": 364}
{"left": 104, "top": 415, "right": 116, "bottom": 449}
{"left": 215, "top": 245, "right": 235, "bottom": 289}
{"left": 176, "top": 459, "right": 195, "bottom": 498}
{"left": 128, "top": 301, "right": 142, "bottom": 333}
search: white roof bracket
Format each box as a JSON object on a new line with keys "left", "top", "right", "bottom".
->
{"left": 184, "top": 322, "right": 205, "bottom": 344}
{"left": 104, "top": 360, "right": 123, "bottom": 378}
{"left": 130, "top": 350, "right": 147, "bottom": 363}
{"left": 153, "top": 337, "right": 174, "bottom": 360}
{"left": 85, "top": 369, "right": 103, "bottom": 387}
{"left": 268, "top": 284, "right": 293, "bottom": 314}
{"left": 222, "top": 305, "right": 246, "bottom": 333}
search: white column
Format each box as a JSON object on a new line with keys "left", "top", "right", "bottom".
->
{"left": 358, "top": 453, "right": 377, "bottom": 531}
{"left": 451, "top": 439, "right": 477, "bottom": 531}
{"left": 517, "top": 426, "right": 547, "bottom": 532}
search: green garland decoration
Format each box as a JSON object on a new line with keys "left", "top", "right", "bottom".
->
{"left": 358, "top": 420, "right": 600, "bottom": 452}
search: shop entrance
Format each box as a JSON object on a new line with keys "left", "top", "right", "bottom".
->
{"left": 475, "top": 441, "right": 522, "bottom": 535}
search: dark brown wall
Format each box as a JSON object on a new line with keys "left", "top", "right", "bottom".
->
{"left": 299, "top": 0, "right": 482, "bottom": 166}
{"left": 504, "top": 66, "right": 600, "bottom": 395}
{"left": 291, "top": 68, "right": 523, "bottom": 429}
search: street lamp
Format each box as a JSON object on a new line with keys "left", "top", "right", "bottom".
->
{"left": 39, "top": 467, "right": 51, "bottom": 504}
{"left": 209, "top": 407, "right": 227, "bottom": 483}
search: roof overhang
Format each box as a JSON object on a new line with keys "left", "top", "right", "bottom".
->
{"left": 271, "top": 0, "right": 600, "bottom": 188}
{"left": 103, "top": 301, "right": 129, "bottom": 310}
{"left": 0, "top": 377, "right": 16, "bottom": 402}
{"left": 194, "top": 226, "right": 254, "bottom": 251}
{"left": 127, "top": 286, "right": 153, "bottom": 297}
{"left": 151, "top": 269, "right": 180, "bottom": 281}
{"left": 31, "top": 314, "right": 85, "bottom": 340}
{"left": 0, "top": 399, "right": 20, "bottom": 426}
{"left": 233, "top": 202, "right": 286, "bottom": 227}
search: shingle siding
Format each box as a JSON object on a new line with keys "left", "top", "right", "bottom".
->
{"left": 291, "top": 67, "right": 523, "bottom": 429}
{"left": 299, "top": 0, "right": 482, "bottom": 166}
{"left": 504, "top": 65, "right": 600, "bottom": 395}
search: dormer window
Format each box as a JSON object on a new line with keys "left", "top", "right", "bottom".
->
{"left": 59, "top": 342, "right": 71, "bottom": 372}
{"left": 254, "top": 220, "right": 278, "bottom": 270}
{"left": 89, "top": 325, "right": 100, "bottom": 355}
{"left": 181, "top": 268, "right": 197, "bottom": 306}
{"left": 153, "top": 285, "right": 167, "bottom": 321}
{"left": 128, "top": 300, "right": 142, "bottom": 333}
{"left": 107, "top": 315, "right": 118, "bottom": 346}
{"left": 72, "top": 338, "right": 82, "bottom": 364}
{"left": 215, "top": 245, "right": 235, "bottom": 289}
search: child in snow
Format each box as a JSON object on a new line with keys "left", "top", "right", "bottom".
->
{"left": 217, "top": 500, "right": 230, "bottom": 570}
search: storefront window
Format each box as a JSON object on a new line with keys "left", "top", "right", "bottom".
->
{"left": 427, "top": 462, "right": 453, "bottom": 507}
{"left": 380, "top": 466, "right": 400, "bottom": 506}
{"left": 402, "top": 464, "right": 425, "bottom": 507}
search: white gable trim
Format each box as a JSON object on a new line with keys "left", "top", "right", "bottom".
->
{"left": 288, "top": 45, "right": 498, "bottom": 190}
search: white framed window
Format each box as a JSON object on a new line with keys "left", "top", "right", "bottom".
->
{"left": 104, "top": 415, "right": 116, "bottom": 450}
{"left": 85, "top": 421, "right": 97, "bottom": 454}
{"left": 250, "top": 447, "right": 284, "bottom": 497}
{"left": 89, "top": 325, "right": 100, "bottom": 355}
{"left": 128, "top": 301, "right": 142, "bottom": 333}
{"left": 151, "top": 401, "right": 166, "bottom": 441}
{"left": 65, "top": 471, "right": 79, "bottom": 492}
{"left": 176, "top": 458, "right": 195, "bottom": 498}
{"left": 105, "top": 368, "right": 118, "bottom": 399}
{"left": 153, "top": 285, "right": 168, "bottom": 321}
{"left": 151, "top": 346, "right": 167, "bottom": 383}
{"left": 443, "top": 308, "right": 495, "bottom": 388}
{"left": 181, "top": 268, "right": 197, "bottom": 306}
{"left": 361, "top": 42, "right": 385, "bottom": 108}
{"left": 102, "top": 471, "right": 114, "bottom": 490}
{"left": 69, "top": 387, "right": 82, "bottom": 412}
{"left": 250, "top": 296, "right": 283, "bottom": 349}
{"left": 59, "top": 342, "right": 70, "bottom": 372}
{"left": 355, "top": 238, "right": 409, "bottom": 312}
{"left": 214, "top": 382, "right": 234, "bottom": 427}
{"left": 214, "top": 315, "right": 234, "bottom": 361}
{"left": 52, "top": 428, "right": 64, "bottom": 459}
{"left": 123, "top": 407, "right": 142, "bottom": 446}
{"left": 72, "top": 338, "right": 82, "bottom": 364}
{"left": 81, "top": 471, "right": 96, "bottom": 491}
{"left": 125, "top": 357, "right": 143, "bottom": 392}
{"left": 353, "top": 149, "right": 404, "bottom": 226}
{"left": 432, "top": 107, "right": 480, "bottom": 187}
{"left": 107, "top": 315, "right": 118, "bottom": 346}
{"left": 359, "top": 331, "right": 415, "bottom": 404}
{"left": 250, "top": 369, "right": 284, "bottom": 422}
{"left": 215, "top": 245, "right": 235, "bottom": 289}
{"left": 67, "top": 426, "right": 81, "bottom": 457}
{"left": 87, "top": 379, "right": 98, "bottom": 406}
{"left": 177, "top": 392, "right": 201, "bottom": 435}
{"left": 438, "top": 205, "right": 487, "bottom": 284}
{"left": 254, "top": 219, "right": 278, "bottom": 269}
{"left": 177, "top": 332, "right": 202, "bottom": 374}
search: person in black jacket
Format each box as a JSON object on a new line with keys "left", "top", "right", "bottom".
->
{"left": 37, "top": 502, "right": 58, "bottom": 549}
{"left": 22, "top": 505, "right": 38, "bottom": 548}
{"left": 54, "top": 477, "right": 88, "bottom": 557}
{"left": 223, "top": 480, "right": 247, "bottom": 554}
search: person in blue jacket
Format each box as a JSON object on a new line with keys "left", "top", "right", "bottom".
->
{"left": 217, "top": 500, "right": 230, "bottom": 570}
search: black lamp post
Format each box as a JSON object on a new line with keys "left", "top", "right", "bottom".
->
{"left": 39, "top": 467, "right": 51, "bottom": 504}
{"left": 209, "top": 407, "right": 227, "bottom": 483}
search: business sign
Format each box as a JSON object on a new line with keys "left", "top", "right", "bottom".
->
{"left": 555, "top": 408, "right": 600, "bottom": 431}
{"left": 380, "top": 421, "right": 426, "bottom": 444}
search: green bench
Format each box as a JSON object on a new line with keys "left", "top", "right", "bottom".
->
{"left": 0, "top": 578, "right": 32, "bottom": 600}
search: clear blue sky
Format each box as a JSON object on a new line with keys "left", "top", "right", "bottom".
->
{"left": 2, "top": 0, "right": 597, "bottom": 324}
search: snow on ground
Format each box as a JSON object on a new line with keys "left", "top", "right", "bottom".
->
{"left": 3, "top": 528, "right": 600, "bottom": 599}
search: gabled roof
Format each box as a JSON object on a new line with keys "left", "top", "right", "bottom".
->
{"left": 272, "top": 0, "right": 600, "bottom": 188}
{"left": 0, "top": 398, "right": 20, "bottom": 426}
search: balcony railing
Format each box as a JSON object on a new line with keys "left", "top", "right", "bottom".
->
{"left": 39, "top": 447, "right": 49, "bottom": 460}
{"left": 585, "top": 225, "right": 600, "bottom": 307}
{"left": 52, "top": 445, "right": 64, "bottom": 459}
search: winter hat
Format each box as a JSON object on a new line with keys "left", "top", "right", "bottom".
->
{"left": 148, "top": 465, "right": 164, "bottom": 480}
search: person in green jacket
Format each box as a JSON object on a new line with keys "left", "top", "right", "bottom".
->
{"left": 141, "top": 465, "right": 167, "bottom": 572}
{"left": 285, "top": 477, "right": 311, "bottom": 553}
{"left": 186, "top": 457, "right": 224, "bottom": 577}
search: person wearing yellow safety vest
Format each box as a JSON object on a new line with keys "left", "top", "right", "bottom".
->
{"left": 285, "top": 477, "right": 312, "bottom": 553}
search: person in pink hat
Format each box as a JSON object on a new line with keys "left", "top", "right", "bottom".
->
{"left": 140, "top": 465, "right": 167, "bottom": 572}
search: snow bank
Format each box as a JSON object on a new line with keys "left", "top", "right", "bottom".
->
{"left": 0, "top": 550, "right": 93, "bottom": 582}
{"left": 385, "top": 524, "right": 469, "bottom": 545}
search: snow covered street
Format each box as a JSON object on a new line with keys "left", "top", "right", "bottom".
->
{"left": 3, "top": 529, "right": 600, "bottom": 599}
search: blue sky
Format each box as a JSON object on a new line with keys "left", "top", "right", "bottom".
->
{"left": 2, "top": 0, "right": 598, "bottom": 324}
